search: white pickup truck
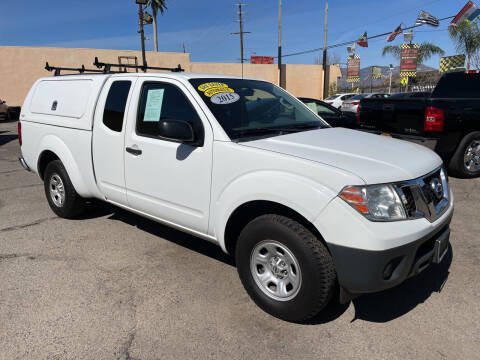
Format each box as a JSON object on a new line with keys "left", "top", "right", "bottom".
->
{"left": 18, "top": 72, "right": 454, "bottom": 322}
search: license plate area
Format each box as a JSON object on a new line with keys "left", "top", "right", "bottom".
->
{"left": 433, "top": 228, "right": 450, "bottom": 264}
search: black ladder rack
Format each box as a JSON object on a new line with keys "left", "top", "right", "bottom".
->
{"left": 45, "top": 62, "right": 107, "bottom": 76}
{"left": 93, "top": 57, "right": 184, "bottom": 73}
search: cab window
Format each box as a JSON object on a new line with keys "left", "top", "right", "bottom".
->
{"left": 136, "top": 82, "right": 204, "bottom": 141}
{"left": 103, "top": 81, "right": 132, "bottom": 132}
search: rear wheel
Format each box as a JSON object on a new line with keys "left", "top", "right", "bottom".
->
{"left": 449, "top": 131, "right": 480, "bottom": 178}
{"left": 235, "top": 214, "right": 336, "bottom": 322}
{"left": 44, "top": 160, "right": 85, "bottom": 218}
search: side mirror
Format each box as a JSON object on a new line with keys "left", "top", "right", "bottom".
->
{"left": 158, "top": 119, "right": 195, "bottom": 144}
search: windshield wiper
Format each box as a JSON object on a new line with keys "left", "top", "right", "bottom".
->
{"left": 232, "top": 124, "right": 322, "bottom": 140}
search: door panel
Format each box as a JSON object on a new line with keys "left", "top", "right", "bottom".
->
{"left": 124, "top": 78, "right": 213, "bottom": 233}
{"left": 93, "top": 77, "right": 136, "bottom": 204}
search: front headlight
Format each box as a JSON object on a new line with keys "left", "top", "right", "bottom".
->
{"left": 339, "top": 184, "right": 406, "bottom": 221}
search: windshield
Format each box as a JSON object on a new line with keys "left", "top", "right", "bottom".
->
{"left": 189, "top": 78, "right": 327, "bottom": 141}
{"left": 349, "top": 94, "right": 367, "bottom": 100}
{"left": 324, "top": 95, "right": 339, "bottom": 100}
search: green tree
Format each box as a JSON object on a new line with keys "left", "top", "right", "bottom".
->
{"left": 147, "top": 0, "right": 168, "bottom": 52}
{"left": 448, "top": 19, "right": 480, "bottom": 71}
{"left": 382, "top": 42, "right": 445, "bottom": 64}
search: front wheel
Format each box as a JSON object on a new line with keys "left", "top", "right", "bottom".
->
{"left": 235, "top": 214, "right": 336, "bottom": 322}
{"left": 44, "top": 160, "right": 85, "bottom": 218}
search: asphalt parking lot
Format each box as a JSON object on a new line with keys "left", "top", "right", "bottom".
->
{"left": 1, "top": 120, "right": 479, "bottom": 360}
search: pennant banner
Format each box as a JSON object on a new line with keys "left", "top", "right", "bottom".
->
{"left": 415, "top": 10, "right": 440, "bottom": 27}
{"left": 347, "top": 54, "right": 360, "bottom": 82}
{"left": 440, "top": 55, "right": 466, "bottom": 72}
{"left": 357, "top": 32, "right": 368, "bottom": 47}
{"left": 400, "top": 43, "right": 419, "bottom": 77}
{"left": 387, "top": 24, "right": 403, "bottom": 42}
{"left": 451, "top": 1, "right": 480, "bottom": 26}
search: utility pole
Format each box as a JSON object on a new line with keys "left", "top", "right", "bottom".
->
{"left": 389, "top": 64, "right": 393, "bottom": 94}
{"left": 137, "top": 2, "right": 148, "bottom": 71}
{"left": 278, "top": 0, "right": 283, "bottom": 87}
{"left": 322, "top": 2, "right": 328, "bottom": 99}
{"left": 231, "top": 3, "right": 250, "bottom": 77}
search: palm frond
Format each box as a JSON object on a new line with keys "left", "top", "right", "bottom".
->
{"left": 382, "top": 45, "right": 402, "bottom": 60}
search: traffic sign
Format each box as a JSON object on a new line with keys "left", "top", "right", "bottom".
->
{"left": 401, "top": 77, "right": 408, "bottom": 86}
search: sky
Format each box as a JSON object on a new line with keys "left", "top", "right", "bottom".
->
{"left": 0, "top": 0, "right": 470, "bottom": 69}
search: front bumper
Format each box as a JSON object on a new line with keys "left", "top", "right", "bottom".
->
{"left": 328, "top": 213, "right": 452, "bottom": 295}
{"left": 315, "top": 186, "right": 454, "bottom": 296}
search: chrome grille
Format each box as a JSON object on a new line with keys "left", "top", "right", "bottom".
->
{"left": 395, "top": 167, "right": 450, "bottom": 223}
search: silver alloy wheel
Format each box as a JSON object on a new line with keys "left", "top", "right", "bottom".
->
{"left": 464, "top": 140, "right": 480, "bottom": 172}
{"left": 49, "top": 174, "right": 65, "bottom": 207}
{"left": 250, "top": 240, "right": 302, "bottom": 301}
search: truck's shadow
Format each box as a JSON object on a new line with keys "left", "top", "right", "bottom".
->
{"left": 0, "top": 132, "right": 18, "bottom": 147}
{"left": 350, "top": 246, "right": 452, "bottom": 323}
{"left": 80, "top": 201, "right": 452, "bottom": 324}
{"left": 80, "top": 201, "right": 234, "bottom": 266}
{"left": 307, "top": 245, "right": 452, "bottom": 324}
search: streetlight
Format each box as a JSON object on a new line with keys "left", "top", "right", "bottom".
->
{"left": 136, "top": 0, "right": 148, "bottom": 70}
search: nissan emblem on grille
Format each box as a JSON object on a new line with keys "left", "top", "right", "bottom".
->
{"left": 430, "top": 178, "right": 443, "bottom": 200}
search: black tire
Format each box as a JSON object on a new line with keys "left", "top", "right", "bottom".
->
{"left": 448, "top": 131, "right": 480, "bottom": 178}
{"left": 43, "top": 160, "right": 85, "bottom": 218}
{"left": 235, "top": 214, "right": 336, "bottom": 322}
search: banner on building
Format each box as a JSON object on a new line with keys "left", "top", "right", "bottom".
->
{"left": 347, "top": 54, "right": 360, "bottom": 82}
{"left": 400, "top": 43, "right": 419, "bottom": 77}
{"left": 440, "top": 55, "right": 466, "bottom": 72}
{"left": 372, "top": 66, "right": 382, "bottom": 79}
{"left": 250, "top": 56, "right": 274, "bottom": 64}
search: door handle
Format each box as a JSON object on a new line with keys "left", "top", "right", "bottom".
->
{"left": 126, "top": 146, "right": 142, "bottom": 156}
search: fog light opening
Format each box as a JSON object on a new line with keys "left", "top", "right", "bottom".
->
{"left": 383, "top": 257, "right": 403, "bottom": 280}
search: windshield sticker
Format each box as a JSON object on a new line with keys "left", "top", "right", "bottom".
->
{"left": 143, "top": 88, "right": 165, "bottom": 122}
{"left": 211, "top": 92, "right": 240, "bottom": 105}
{"left": 198, "top": 82, "right": 228, "bottom": 92}
{"left": 204, "top": 87, "right": 234, "bottom": 97}
{"left": 198, "top": 82, "right": 236, "bottom": 97}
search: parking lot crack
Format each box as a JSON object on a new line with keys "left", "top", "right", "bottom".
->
{"left": 0, "top": 183, "right": 42, "bottom": 192}
{"left": 0, "top": 216, "right": 58, "bottom": 233}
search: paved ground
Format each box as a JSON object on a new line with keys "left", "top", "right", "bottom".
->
{"left": 1, "top": 120, "right": 479, "bottom": 360}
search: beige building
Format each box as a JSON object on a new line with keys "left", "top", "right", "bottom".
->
{"left": 0, "top": 46, "right": 341, "bottom": 106}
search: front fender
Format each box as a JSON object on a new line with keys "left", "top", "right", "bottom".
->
{"left": 211, "top": 170, "right": 337, "bottom": 252}
{"left": 37, "top": 134, "right": 91, "bottom": 197}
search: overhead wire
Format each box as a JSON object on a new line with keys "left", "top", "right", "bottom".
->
{"left": 275, "top": 15, "right": 454, "bottom": 58}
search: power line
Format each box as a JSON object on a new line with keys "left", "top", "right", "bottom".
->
{"left": 276, "top": 15, "right": 454, "bottom": 59}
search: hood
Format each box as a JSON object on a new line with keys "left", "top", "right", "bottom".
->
{"left": 240, "top": 128, "right": 442, "bottom": 184}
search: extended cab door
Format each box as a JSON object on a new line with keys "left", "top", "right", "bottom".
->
{"left": 93, "top": 76, "right": 136, "bottom": 204}
{"left": 124, "top": 77, "right": 213, "bottom": 234}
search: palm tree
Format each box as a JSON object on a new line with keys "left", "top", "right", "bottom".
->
{"left": 382, "top": 42, "right": 445, "bottom": 64}
{"left": 449, "top": 19, "right": 480, "bottom": 71}
{"left": 147, "top": 0, "right": 168, "bottom": 52}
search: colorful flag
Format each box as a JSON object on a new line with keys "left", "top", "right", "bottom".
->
{"left": 387, "top": 25, "right": 403, "bottom": 42}
{"left": 357, "top": 32, "right": 368, "bottom": 47}
{"left": 415, "top": 10, "right": 440, "bottom": 27}
{"left": 347, "top": 54, "right": 360, "bottom": 82}
{"left": 451, "top": 1, "right": 480, "bottom": 26}
{"left": 372, "top": 66, "right": 382, "bottom": 79}
{"left": 440, "top": 55, "right": 466, "bottom": 72}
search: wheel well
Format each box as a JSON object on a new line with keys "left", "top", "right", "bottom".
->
{"left": 38, "top": 150, "right": 59, "bottom": 180}
{"left": 224, "top": 200, "right": 327, "bottom": 255}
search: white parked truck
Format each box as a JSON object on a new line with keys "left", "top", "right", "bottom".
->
{"left": 18, "top": 71, "right": 454, "bottom": 322}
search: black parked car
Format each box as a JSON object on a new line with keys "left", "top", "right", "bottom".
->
{"left": 359, "top": 71, "right": 480, "bottom": 177}
{"left": 298, "top": 97, "right": 356, "bottom": 128}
